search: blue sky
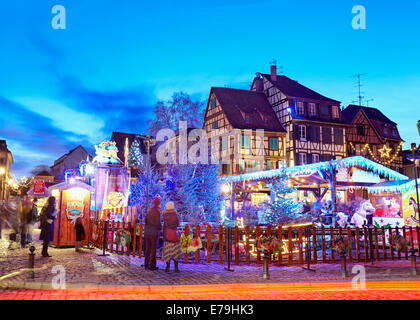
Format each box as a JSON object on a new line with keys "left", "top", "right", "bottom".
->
{"left": 1, "top": 0, "right": 419, "bottom": 177}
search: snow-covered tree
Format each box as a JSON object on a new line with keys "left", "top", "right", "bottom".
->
{"left": 147, "top": 92, "right": 205, "bottom": 136}
{"left": 128, "top": 166, "right": 165, "bottom": 221}
{"left": 262, "top": 163, "right": 308, "bottom": 225}
{"left": 165, "top": 163, "right": 223, "bottom": 224}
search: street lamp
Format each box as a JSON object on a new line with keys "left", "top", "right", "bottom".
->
{"left": 137, "top": 134, "right": 155, "bottom": 217}
{"left": 411, "top": 143, "right": 420, "bottom": 220}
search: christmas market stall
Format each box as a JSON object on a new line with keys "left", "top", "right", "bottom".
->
{"left": 220, "top": 156, "right": 408, "bottom": 227}
{"left": 81, "top": 140, "right": 131, "bottom": 221}
{"left": 47, "top": 180, "right": 94, "bottom": 247}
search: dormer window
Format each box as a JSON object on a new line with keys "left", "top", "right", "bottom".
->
{"left": 245, "top": 115, "right": 251, "bottom": 124}
{"left": 308, "top": 103, "right": 316, "bottom": 117}
{"left": 297, "top": 102, "right": 305, "bottom": 115}
{"left": 384, "top": 125, "right": 388, "bottom": 135}
{"left": 392, "top": 129, "right": 397, "bottom": 136}
{"left": 332, "top": 106, "right": 339, "bottom": 119}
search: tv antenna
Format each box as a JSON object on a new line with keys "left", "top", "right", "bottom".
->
{"left": 353, "top": 73, "right": 368, "bottom": 106}
{"left": 366, "top": 98, "right": 374, "bottom": 107}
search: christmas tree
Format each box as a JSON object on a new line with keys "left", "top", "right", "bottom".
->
{"left": 127, "top": 139, "right": 144, "bottom": 168}
{"left": 263, "top": 163, "right": 307, "bottom": 225}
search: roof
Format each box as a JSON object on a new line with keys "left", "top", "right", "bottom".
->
{"left": 260, "top": 74, "right": 341, "bottom": 104}
{"left": 342, "top": 105, "right": 403, "bottom": 141}
{"left": 53, "top": 145, "right": 91, "bottom": 166}
{"left": 368, "top": 179, "right": 420, "bottom": 194}
{"left": 211, "top": 87, "right": 286, "bottom": 132}
{"left": 110, "top": 132, "right": 148, "bottom": 164}
{"left": 35, "top": 170, "right": 53, "bottom": 177}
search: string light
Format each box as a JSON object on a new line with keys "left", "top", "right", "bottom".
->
{"left": 349, "top": 141, "right": 403, "bottom": 166}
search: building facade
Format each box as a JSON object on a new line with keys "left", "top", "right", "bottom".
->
{"left": 50, "top": 145, "right": 92, "bottom": 182}
{"left": 203, "top": 87, "right": 287, "bottom": 175}
{"left": 251, "top": 66, "right": 349, "bottom": 166}
{"left": 342, "top": 105, "right": 404, "bottom": 172}
{"left": 0, "top": 140, "right": 13, "bottom": 202}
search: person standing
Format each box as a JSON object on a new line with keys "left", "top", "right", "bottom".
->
{"left": 144, "top": 197, "right": 162, "bottom": 270}
{"left": 39, "top": 196, "right": 56, "bottom": 257}
{"left": 162, "top": 201, "right": 181, "bottom": 273}
{"left": 25, "top": 198, "right": 38, "bottom": 245}
{"left": 20, "top": 197, "right": 31, "bottom": 248}
{"left": 75, "top": 217, "right": 85, "bottom": 252}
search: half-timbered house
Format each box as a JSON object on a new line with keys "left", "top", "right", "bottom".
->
{"left": 250, "top": 66, "right": 350, "bottom": 166}
{"left": 342, "top": 105, "right": 404, "bottom": 172}
{"left": 203, "top": 87, "right": 287, "bottom": 176}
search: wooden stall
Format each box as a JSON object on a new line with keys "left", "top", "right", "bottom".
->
{"left": 48, "top": 181, "right": 94, "bottom": 247}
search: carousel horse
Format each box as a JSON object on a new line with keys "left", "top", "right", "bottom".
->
{"left": 350, "top": 200, "right": 375, "bottom": 228}
{"left": 409, "top": 197, "right": 420, "bottom": 223}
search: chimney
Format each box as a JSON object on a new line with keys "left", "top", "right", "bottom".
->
{"left": 253, "top": 72, "right": 263, "bottom": 92}
{"left": 270, "top": 65, "right": 277, "bottom": 81}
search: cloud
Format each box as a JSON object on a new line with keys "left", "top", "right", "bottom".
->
{"left": 58, "top": 76, "right": 156, "bottom": 135}
{"left": 0, "top": 96, "right": 94, "bottom": 177}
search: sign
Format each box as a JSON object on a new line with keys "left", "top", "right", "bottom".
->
{"left": 402, "top": 186, "right": 420, "bottom": 226}
{"left": 33, "top": 180, "right": 45, "bottom": 194}
{"left": 66, "top": 188, "right": 87, "bottom": 224}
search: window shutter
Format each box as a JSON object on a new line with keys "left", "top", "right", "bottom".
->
{"left": 334, "top": 128, "right": 343, "bottom": 145}
{"left": 322, "top": 128, "right": 332, "bottom": 144}
{"left": 314, "top": 126, "right": 320, "bottom": 142}
{"left": 295, "top": 152, "right": 300, "bottom": 165}
{"left": 307, "top": 126, "right": 313, "bottom": 141}
{"left": 307, "top": 153, "right": 312, "bottom": 164}
{"left": 294, "top": 125, "right": 300, "bottom": 140}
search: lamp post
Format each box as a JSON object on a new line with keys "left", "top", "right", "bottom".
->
{"left": 411, "top": 143, "right": 420, "bottom": 220}
{"left": 138, "top": 135, "right": 154, "bottom": 218}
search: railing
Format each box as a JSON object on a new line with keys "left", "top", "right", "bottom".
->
{"left": 87, "top": 210, "right": 420, "bottom": 265}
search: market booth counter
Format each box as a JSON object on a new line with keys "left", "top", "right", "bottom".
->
{"left": 48, "top": 180, "right": 94, "bottom": 248}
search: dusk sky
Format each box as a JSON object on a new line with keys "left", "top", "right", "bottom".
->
{"left": 1, "top": 0, "right": 419, "bottom": 178}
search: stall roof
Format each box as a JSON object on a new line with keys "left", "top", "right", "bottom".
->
{"left": 48, "top": 180, "right": 95, "bottom": 192}
{"left": 368, "top": 179, "right": 420, "bottom": 194}
{"left": 220, "top": 156, "right": 408, "bottom": 183}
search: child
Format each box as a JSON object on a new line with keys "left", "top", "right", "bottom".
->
{"left": 75, "top": 217, "right": 85, "bottom": 252}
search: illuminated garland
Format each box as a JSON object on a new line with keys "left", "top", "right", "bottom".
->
{"left": 220, "top": 156, "right": 408, "bottom": 184}
{"left": 348, "top": 141, "right": 403, "bottom": 166}
{"left": 367, "top": 179, "right": 420, "bottom": 194}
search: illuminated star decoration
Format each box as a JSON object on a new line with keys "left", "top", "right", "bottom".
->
{"left": 378, "top": 144, "right": 392, "bottom": 159}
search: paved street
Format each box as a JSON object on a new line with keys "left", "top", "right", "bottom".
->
{"left": 1, "top": 229, "right": 420, "bottom": 299}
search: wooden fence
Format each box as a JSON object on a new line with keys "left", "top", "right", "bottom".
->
{"left": 87, "top": 210, "right": 420, "bottom": 266}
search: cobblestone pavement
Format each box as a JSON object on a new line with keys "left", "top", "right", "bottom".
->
{"left": 1, "top": 229, "right": 420, "bottom": 299}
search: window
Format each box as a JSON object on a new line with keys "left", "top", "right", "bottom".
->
{"left": 245, "top": 115, "right": 251, "bottom": 124}
{"left": 332, "top": 105, "right": 339, "bottom": 118}
{"left": 298, "top": 125, "right": 306, "bottom": 140}
{"left": 222, "top": 164, "right": 230, "bottom": 174}
{"left": 357, "top": 125, "right": 365, "bottom": 136}
{"left": 267, "top": 160, "right": 272, "bottom": 170}
{"left": 221, "top": 137, "right": 228, "bottom": 150}
{"left": 269, "top": 137, "right": 279, "bottom": 150}
{"left": 322, "top": 127, "right": 332, "bottom": 143}
{"left": 320, "top": 104, "right": 329, "bottom": 117}
{"left": 384, "top": 126, "right": 388, "bottom": 135}
{"left": 297, "top": 102, "right": 305, "bottom": 115}
{"left": 240, "top": 159, "right": 245, "bottom": 173}
{"left": 334, "top": 128, "right": 343, "bottom": 145}
{"left": 210, "top": 98, "right": 216, "bottom": 109}
{"left": 212, "top": 121, "right": 218, "bottom": 129}
{"left": 241, "top": 136, "right": 250, "bottom": 148}
{"left": 392, "top": 129, "right": 397, "bottom": 136}
{"left": 308, "top": 103, "right": 316, "bottom": 117}
{"left": 312, "top": 154, "right": 320, "bottom": 163}
{"left": 299, "top": 153, "right": 307, "bottom": 165}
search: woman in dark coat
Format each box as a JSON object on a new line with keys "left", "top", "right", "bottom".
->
{"left": 39, "top": 196, "right": 56, "bottom": 257}
{"left": 162, "top": 201, "right": 182, "bottom": 273}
